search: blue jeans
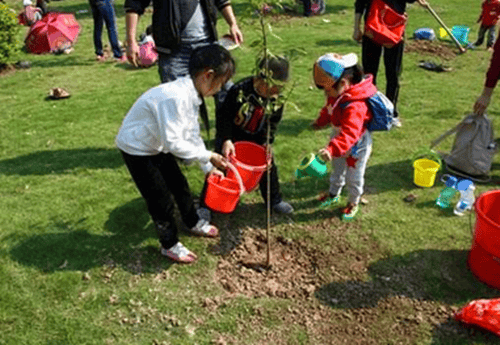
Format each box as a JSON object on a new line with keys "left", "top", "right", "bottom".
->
{"left": 158, "top": 39, "right": 234, "bottom": 115}
{"left": 89, "top": 0, "right": 122, "bottom": 58}
{"left": 158, "top": 40, "right": 212, "bottom": 83}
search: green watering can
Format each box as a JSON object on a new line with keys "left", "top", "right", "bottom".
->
{"left": 295, "top": 153, "right": 328, "bottom": 179}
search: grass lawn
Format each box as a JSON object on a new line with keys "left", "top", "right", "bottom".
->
{"left": 1, "top": 0, "right": 500, "bottom": 343}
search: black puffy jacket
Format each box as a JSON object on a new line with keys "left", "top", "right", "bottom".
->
{"left": 125, "top": 0, "right": 231, "bottom": 53}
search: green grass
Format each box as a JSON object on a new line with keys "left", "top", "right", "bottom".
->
{"left": 1, "top": 0, "right": 500, "bottom": 343}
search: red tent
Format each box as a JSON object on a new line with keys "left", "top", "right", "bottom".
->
{"left": 25, "top": 12, "right": 80, "bottom": 54}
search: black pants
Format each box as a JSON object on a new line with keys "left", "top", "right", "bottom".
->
{"left": 120, "top": 151, "right": 198, "bottom": 249}
{"left": 362, "top": 35, "right": 404, "bottom": 118}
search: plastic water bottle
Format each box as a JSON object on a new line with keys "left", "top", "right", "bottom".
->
{"left": 454, "top": 180, "right": 475, "bottom": 216}
{"left": 435, "top": 175, "right": 458, "bottom": 208}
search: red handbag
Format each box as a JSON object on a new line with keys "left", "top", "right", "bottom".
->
{"left": 364, "top": 0, "right": 408, "bottom": 48}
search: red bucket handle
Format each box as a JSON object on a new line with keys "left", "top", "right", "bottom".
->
{"left": 214, "top": 162, "right": 245, "bottom": 196}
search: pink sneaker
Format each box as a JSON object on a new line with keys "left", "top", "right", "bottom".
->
{"left": 96, "top": 55, "right": 107, "bottom": 62}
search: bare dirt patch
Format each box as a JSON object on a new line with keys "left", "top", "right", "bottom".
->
{"left": 210, "top": 213, "right": 500, "bottom": 344}
{"left": 405, "top": 39, "right": 458, "bottom": 60}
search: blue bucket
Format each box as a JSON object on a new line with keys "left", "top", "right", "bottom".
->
{"left": 451, "top": 25, "right": 470, "bottom": 45}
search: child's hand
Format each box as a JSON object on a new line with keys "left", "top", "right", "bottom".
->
{"left": 222, "top": 140, "right": 235, "bottom": 158}
{"left": 210, "top": 152, "right": 228, "bottom": 171}
{"left": 318, "top": 148, "right": 332, "bottom": 162}
{"left": 208, "top": 167, "right": 225, "bottom": 178}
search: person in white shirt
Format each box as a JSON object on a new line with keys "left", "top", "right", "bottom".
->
{"left": 116, "top": 44, "right": 234, "bottom": 264}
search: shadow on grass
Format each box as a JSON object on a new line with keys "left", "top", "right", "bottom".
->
{"left": 9, "top": 196, "right": 293, "bottom": 274}
{"left": 0, "top": 148, "right": 123, "bottom": 175}
{"left": 315, "top": 249, "right": 500, "bottom": 344}
{"left": 10, "top": 198, "right": 175, "bottom": 274}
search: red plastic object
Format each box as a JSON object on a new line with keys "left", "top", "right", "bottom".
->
{"left": 227, "top": 141, "right": 269, "bottom": 192}
{"left": 364, "top": 0, "right": 407, "bottom": 48}
{"left": 204, "top": 163, "right": 244, "bottom": 214}
{"left": 25, "top": 12, "right": 80, "bottom": 54}
{"left": 468, "top": 190, "right": 500, "bottom": 289}
{"left": 455, "top": 298, "right": 500, "bottom": 336}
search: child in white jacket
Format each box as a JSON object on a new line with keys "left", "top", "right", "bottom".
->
{"left": 116, "top": 44, "right": 234, "bottom": 263}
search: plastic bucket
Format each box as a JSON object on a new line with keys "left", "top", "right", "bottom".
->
{"left": 471, "top": 190, "right": 500, "bottom": 255}
{"left": 467, "top": 240, "right": 500, "bottom": 290}
{"left": 204, "top": 163, "right": 244, "bottom": 214}
{"left": 228, "top": 141, "right": 269, "bottom": 192}
{"left": 451, "top": 25, "right": 470, "bottom": 45}
{"left": 439, "top": 27, "right": 449, "bottom": 39}
{"left": 295, "top": 153, "right": 328, "bottom": 179}
{"left": 467, "top": 190, "right": 500, "bottom": 288}
{"left": 413, "top": 158, "right": 440, "bottom": 187}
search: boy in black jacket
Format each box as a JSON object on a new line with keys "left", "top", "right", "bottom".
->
{"left": 207, "top": 56, "right": 293, "bottom": 215}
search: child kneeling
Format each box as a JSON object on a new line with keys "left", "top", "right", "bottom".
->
{"left": 116, "top": 44, "right": 234, "bottom": 263}
{"left": 312, "top": 52, "right": 376, "bottom": 221}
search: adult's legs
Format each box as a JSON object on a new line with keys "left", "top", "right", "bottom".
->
{"left": 475, "top": 25, "right": 487, "bottom": 46}
{"left": 383, "top": 41, "right": 404, "bottom": 118}
{"left": 89, "top": 0, "right": 104, "bottom": 57}
{"left": 120, "top": 151, "right": 198, "bottom": 249}
{"left": 362, "top": 35, "right": 383, "bottom": 85}
{"left": 99, "top": 0, "right": 122, "bottom": 58}
{"left": 487, "top": 26, "right": 496, "bottom": 48}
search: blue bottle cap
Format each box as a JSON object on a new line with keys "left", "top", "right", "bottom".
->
{"left": 456, "top": 179, "right": 473, "bottom": 191}
{"left": 444, "top": 176, "right": 458, "bottom": 188}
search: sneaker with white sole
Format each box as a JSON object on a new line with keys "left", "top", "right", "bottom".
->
{"left": 190, "top": 218, "right": 219, "bottom": 237}
{"left": 161, "top": 242, "right": 197, "bottom": 263}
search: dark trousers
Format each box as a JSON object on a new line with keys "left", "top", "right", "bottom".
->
{"left": 120, "top": 151, "right": 199, "bottom": 249}
{"left": 362, "top": 35, "right": 404, "bottom": 118}
{"left": 475, "top": 25, "right": 497, "bottom": 48}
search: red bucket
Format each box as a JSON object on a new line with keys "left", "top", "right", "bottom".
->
{"left": 468, "top": 241, "right": 500, "bottom": 289}
{"left": 204, "top": 163, "right": 244, "bottom": 214}
{"left": 467, "top": 190, "right": 500, "bottom": 288}
{"left": 228, "top": 141, "right": 269, "bottom": 192}
{"left": 471, "top": 190, "right": 500, "bottom": 255}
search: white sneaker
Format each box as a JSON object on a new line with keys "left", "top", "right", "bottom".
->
{"left": 190, "top": 218, "right": 219, "bottom": 237}
{"left": 161, "top": 242, "right": 197, "bottom": 263}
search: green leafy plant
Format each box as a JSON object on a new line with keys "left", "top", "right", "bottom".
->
{"left": 0, "top": 3, "right": 20, "bottom": 66}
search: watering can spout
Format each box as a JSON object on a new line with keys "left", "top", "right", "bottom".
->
{"left": 295, "top": 168, "right": 306, "bottom": 179}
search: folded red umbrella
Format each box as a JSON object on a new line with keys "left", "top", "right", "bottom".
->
{"left": 25, "top": 12, "right": 80, "bottom": 54}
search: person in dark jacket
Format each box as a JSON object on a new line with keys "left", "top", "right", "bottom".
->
{"left": 202, "top": 56, "right": 294, "bottom": 215}
{"left": 353, "top": 0, "right": 428, "bottom": 127}
{"left": 124, "top": 0, "right": 243, "bottom": 83}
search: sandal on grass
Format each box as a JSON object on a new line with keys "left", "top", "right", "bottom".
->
{"left": 190, "top": 219, "right": 219, "bottom": 237}
{"left": 161, "top": 242, "right": 197, "bottom": 264}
